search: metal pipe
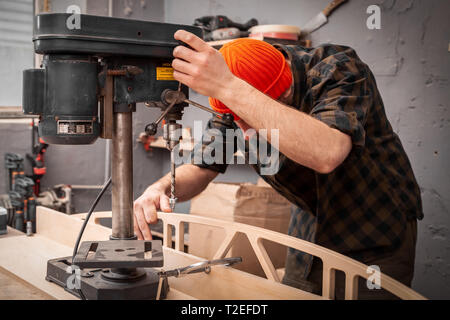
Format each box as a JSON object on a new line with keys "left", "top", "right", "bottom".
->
{"left": 111, "top": 111, "right": 134, "bottom": 239}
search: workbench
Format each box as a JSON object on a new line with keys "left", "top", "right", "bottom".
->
{"left": 0, "top": 207, "right": 319, "bottom": 300}
{"left": 1, "top": 206, "right": 425, "bottom": 300}
{"left": 0, "top": 228, "right": 53, "bottom": 300}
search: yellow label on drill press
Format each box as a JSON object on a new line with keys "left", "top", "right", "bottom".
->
{"left": 156, "top": 64, "right": 175, "bottom": 81}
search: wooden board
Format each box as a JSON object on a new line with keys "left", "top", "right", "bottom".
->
{"left": 0, "top": 266, "right": 54, "bottom": 300}
{"left": 0, "top": 234, "right": 77, "bottom": 300}
{"left": 161, "top": 248, "right": 319, "bottom": 300}
{"left": 0, "top": 226, "right": 24, "bottom": 239}
{"left": 156, "top": 211, "right": 426, "bottom": 300}
{"left": 36, "top": 209, "right": 111, "bottom": 248}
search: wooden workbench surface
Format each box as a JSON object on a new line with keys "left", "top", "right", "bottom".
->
{"left": 0, "top": 266, "right": 54, "bottom": 300}
{"left": 0, "top": 233, "right": 78, "bottom": 299}
{"left": 0, "top": 207, "right": 320, "bottom": 300}
{"left": 0, "top": 226, "right": 24, "bottom": 239}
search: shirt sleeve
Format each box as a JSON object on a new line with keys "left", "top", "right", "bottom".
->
{"left": 190, "top": 117, "right": 238, "bottom": 174}
{"left": 306, "top": 48, "right": 372, "bottom": 149}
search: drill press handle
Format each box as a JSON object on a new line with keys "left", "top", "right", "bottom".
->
{"left": 144, "top": 88, "right": 235, "bottom": 137}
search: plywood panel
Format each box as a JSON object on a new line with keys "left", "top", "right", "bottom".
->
{"left": 0, "top": 266, "right": 54, "bottom": 300}
{"left": 0, "top": 234, "right": 77, "bottom": 300}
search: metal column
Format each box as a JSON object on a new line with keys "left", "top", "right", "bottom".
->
{"left": 111, "top": 111, "right": 134, "bottom": 240}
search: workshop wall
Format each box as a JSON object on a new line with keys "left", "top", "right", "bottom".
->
{"left": 0, "top": 0, "right": 33, "bottom": 106}
{"left": 164, "top": 0, "right": 450, "bottom": 299}
{"left": 0, "top": 0, "right": 33, "bottom": 195}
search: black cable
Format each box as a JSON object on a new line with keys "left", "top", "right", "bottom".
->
{"left": 71, "top": 177, "right": 111, "bottom": 300}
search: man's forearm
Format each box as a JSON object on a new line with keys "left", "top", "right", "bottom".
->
{"left": 219, "top": 77, "right": 352, "bottom": 174}
{"left": 150, "top": 164, "right": 218, "bottom": 202}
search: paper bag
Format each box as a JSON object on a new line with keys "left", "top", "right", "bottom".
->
{"left": 189, "top": 181, "right": 292, "bottom": 277}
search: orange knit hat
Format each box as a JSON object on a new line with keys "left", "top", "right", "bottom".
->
{"left": 209, "top": 38, "right": 292, "bottom": 121}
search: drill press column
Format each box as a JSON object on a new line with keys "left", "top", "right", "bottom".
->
{"left": 112, "top": 111, "right": 134, "bottom": 240}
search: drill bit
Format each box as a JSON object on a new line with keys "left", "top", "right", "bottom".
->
{"left": 167, "top": 83, "right": 182, "bottom": 211}
{"left": 169, "top": 147, "right": 177, "bottom": 211}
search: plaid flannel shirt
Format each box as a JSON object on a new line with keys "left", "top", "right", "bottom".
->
{"left": 191, "top": 43, "right": 423, "bottom": 280}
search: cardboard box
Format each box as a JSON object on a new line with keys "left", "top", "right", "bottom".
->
{"left": 188, "top": 181, "right": 292, "bottom": 277}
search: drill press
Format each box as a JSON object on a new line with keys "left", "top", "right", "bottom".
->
{"left": 22, "top": 13, "right": 204, "bottom": 300}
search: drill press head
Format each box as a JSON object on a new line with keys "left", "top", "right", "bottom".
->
{"left": 22, "top": 13, "right": 201, "bottom": 145}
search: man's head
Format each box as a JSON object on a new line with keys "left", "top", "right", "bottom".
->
{"left": 209, "top": 38, "right": 293, "bottom": 138}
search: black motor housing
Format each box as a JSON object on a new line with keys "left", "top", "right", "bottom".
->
{"left": 23, "top": 55, "right": 100, "bottom": 144}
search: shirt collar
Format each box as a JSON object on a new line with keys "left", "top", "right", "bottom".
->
{"left": 273, "top": 43, "right": 306, "bottom": 110}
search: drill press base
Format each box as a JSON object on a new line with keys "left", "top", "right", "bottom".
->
{"left": 46, "top": 257, "right": 169, "bottom": 300}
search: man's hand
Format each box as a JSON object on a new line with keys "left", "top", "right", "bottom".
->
{"left": 133, "top": 165, "right": 218, "bottom": 240}
{"left": 172, "top": 30, "right": 235, "bottom": 99}
{"left": 133, "top": 185, "right": 172, "bottom": 240}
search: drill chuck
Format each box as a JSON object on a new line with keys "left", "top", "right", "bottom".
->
{"left": 163, "top": 122, "right": 183, "bottom": 150}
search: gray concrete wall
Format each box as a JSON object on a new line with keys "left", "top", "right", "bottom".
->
{"left": 0, "top": 46, "right": 33, "bottom": 106}
{"left": 0, "top": 0, "right": 34, "bottom": 106}
{"left": 164, "top": 0, "right": 450, "bottom": 299}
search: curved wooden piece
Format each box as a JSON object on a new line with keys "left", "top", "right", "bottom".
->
{"left": 247, "top": 234, "right": 280, "bottom": 282}
{"left": 322, "top": 264, "right": 336, "bottom": 299}
{"left": 213, "top": 230, "right": 238, "bottom": 260}
{"left": 157, "top": 212, "right": 426, "bottom": 300}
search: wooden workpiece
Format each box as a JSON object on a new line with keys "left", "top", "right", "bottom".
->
{"left": 0, "top": 266, "right": 53, "bottom": 300}
{"left": 0, "top": 207, "right": 425, "bottom": 300}
{"left": 0, "top": 226, "right": 24, "bottom": 239}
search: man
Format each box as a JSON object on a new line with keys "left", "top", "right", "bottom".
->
{"left": 134, "top": 30, "right": 423, "bottom": 299}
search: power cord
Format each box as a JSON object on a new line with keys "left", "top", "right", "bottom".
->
{"left": 71, "top": 177, "right": 112, "bottom": 300}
